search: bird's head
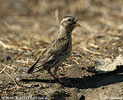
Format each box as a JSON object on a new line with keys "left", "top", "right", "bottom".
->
{"left": 60, "top": 15, "right": 80, "bottom": 32}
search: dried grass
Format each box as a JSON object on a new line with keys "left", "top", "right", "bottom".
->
{"left": 0, "top": 0, "right": 123, "bottom": 91}
{"left": 0, "top": 64, "right": 19, "bottom": 89}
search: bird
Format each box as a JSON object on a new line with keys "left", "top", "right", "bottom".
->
{"left": 27, "top": 14, "right": 80, "bottom": 81}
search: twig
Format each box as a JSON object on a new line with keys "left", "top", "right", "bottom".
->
{"left": 0, "top": 66, "right": 6, "bottom": 74}
{"left": 0, "top": 63, "right": 15, "bottom": 70}
{"left": 79, "top": 45, "right": 103, "bottom": 55}
{"left": 89, "top": 43, "right": 99, "bottom": 48}
{"left": 55, "top": 9, "right": 60, "bottom": 25}
{"left": 4, "top": 71, "right": 19, "bottom": 89}
{"left": 0, "top": 41, "right": 32, "bottom": 51}
{"left": 72, "top": 59, "right": 79, "bottom": 65}
{"left": 0, "top": 64, "right": 19, "bottom": 89}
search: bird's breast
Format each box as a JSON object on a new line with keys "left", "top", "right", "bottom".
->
{"left": 63, "top": 37, "right": 72, "bottom": 56}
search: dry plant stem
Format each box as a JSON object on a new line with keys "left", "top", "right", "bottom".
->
{"left": 6, "top": 65, "right": 15, "bottom": 70}
{"left": 0, "top": 41, "right": 32, "bottom": 51}
{"left": 14, "top": 51, "right": 24, "bottom": 60}
{"left": 0, "top": 66, "right": 6, "bottom": 74}
{"left": 72, "top": 59, "right": 80, "bottom": 65}
{"left": 4, "top": 71, "right": 19, "bottom": 89}
{"left": 0, "top": 64, "right": 18, "bottom": 88}
{"left": 0, "top": 64, "right": 15, "bottom": 72}
{"left": 79, "top": 45, "right": 103, "bottom": 55}
{"left": 55, "top": 9, "right": 60, "bottom": 25}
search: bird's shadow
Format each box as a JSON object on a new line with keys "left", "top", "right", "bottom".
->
{"left": 21, "top": 66, "right": 123, "bottom": 89}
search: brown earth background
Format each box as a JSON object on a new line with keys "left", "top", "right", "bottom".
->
{"left": 0, "top": 0, "right": 123, "bottom": 100}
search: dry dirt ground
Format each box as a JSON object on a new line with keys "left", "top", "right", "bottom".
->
{"left": 0, "top": 0, "right": 123, "bottom": 100}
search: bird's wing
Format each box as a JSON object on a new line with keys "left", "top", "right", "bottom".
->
{"left": 35, "top": 38, "right": 69, "bottom": 68}
{"left": 27, "top": 48, "right": 50, "bottom": 74}
{"left": 27, "top": 38, "right": 69, "bottom": 73}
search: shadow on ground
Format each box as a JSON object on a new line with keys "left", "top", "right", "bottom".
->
{"left": 21, "top": 66, "right": 123, "bottom": 89}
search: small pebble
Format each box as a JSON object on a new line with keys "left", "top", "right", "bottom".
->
{"left": 6, "top": 56, "right": 11, "bottom": 61}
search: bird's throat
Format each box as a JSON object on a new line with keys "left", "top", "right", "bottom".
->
{"left": 58, "top": 26, "right": 72, "bottom": 38}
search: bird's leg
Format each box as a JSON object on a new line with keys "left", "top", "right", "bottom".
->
{"left": 53, "top": 66, "right": 64, "bottom": 82}
{"left": 47, "top": 68, "right": 61, "bottom": 81}
{"left": 54, "top": 66, "right": 70, "bottom": 83}
{"left": 47, "top": 68, "right": 56, "bottom": 79}
{"left": 53, "top": 66, "right": 59, "bottom": 78}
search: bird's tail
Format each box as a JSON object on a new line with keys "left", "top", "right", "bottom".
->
{"left": 27, "top": 64, "right": 35, "bottom": 74}
{"left": 27, "top": 57, "right": 41, "bottom": 74}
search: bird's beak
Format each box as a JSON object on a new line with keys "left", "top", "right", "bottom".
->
{"left": 73, "top": 22, "right": 80, "bottom": 27}
{"left": 72, "top": 18, "right": 80, "bottom": 27}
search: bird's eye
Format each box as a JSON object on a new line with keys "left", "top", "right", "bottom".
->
{"left": 68, "top": 18, "right": 72, "bottom": 22}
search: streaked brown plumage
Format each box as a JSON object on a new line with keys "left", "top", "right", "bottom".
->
{"left": 27, "top": 15, "right": 80, "bottom": 81}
